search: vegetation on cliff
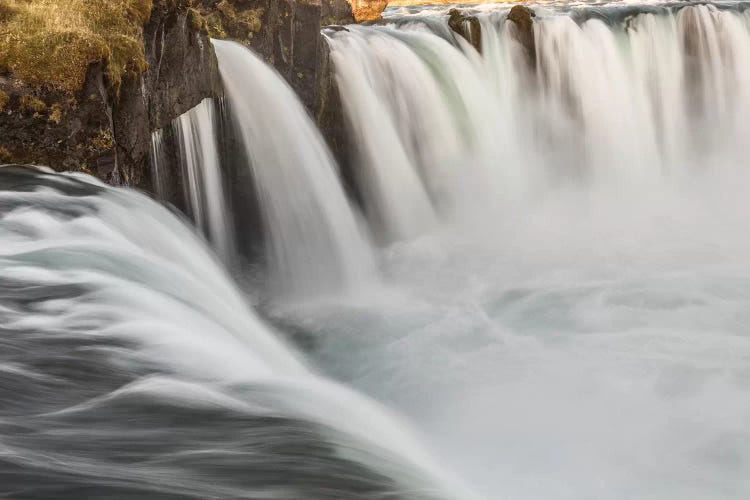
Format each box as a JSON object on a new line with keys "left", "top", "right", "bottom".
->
{"left": 195, "top": 0, "right": 263, "bottom": 41}
{"left": 0, "top": 0, "right": 153, "bottom": 92}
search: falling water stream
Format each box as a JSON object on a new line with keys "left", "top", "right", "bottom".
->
{"left": 303, "top": 3, "right": 750, "bottom": 499}
{"left": 0, "top": 167, "right": 466, "bottom": 499}
{"left": 4, "top": 2, "right": 750, "bottom": 499}
{"left": 213, "top": 40, "right": 376, "bottom": 298}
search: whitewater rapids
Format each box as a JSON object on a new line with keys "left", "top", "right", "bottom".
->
{"left": 268, "top": 3, "right": 750, "bottom": 499}
{"left": 0, "top": 166, "right": 468, "bottom": 499}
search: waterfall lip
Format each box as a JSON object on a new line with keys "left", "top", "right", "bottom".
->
{"left": 0, "top": 166, "right": 475, "bottom": 499}
{"left": 211, "top": 39, "right": 377, "bottom": 299}
{"left": 379, "top": 0, "right": 750, "bottom": 24}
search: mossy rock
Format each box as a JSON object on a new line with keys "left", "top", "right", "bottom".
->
{"left": 200, "top": 0, "right": 264, "bottom": 41}
{"left": 0, "top": 0, "right": 154, "bottom": 93}
{"left": 19, "top": 95, "right": 47, "bottom": 114}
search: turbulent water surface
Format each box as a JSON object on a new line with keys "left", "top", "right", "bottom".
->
{"left": 0, "top": 167, "right": 465, "bottom": 499}
{"left": 311, "top": 3, "right": 750, "bottom": 499}
{"left": 4, "top": 1, "right": 750, "bottom": 499}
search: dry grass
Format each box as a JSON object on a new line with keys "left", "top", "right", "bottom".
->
{"left": 19, "top": 94, "right": 46, "bottom": 112}
{"left": 0, "top": 0, "right": 153, "bottom": 92}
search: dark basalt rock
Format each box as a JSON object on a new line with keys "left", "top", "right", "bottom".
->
{"left": 0, "top": 0, "right": 353, "bottom": 194}
{"left": 322, "top": 0, "right": 356, "bottom": 26}
{"left": 507, "top": 5, "right": 536, "bottom": 69}
{"left": 197, "top": 0, "right": 354, "bottom": 113}
{"left": 112, "top": 2, "right": 222, "bottom": 188}
{"left": 0, "top": 1, "right": 221, "bottom": 191}
{"left": 314, "top": 41, "right": 360, "bottom": 203}
{"left": 0, "top": 66, "right": 114, "bottom": 178}
{"left": 448, "top": 8, "right": 482, "bottom": 54}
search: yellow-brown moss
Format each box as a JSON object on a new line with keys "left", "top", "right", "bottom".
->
{"left": 91, "top": 129, "right": 114, "bottom": 152}
{"left": 0, "top": 0, "right": 15, "bottom": 21}
{"left": 187, "top": 8, "right": 207, "bottom": 33}
{"left": 201, "top": 1, "right": 263, "bottom": 39}
{"left": 19, "top": 95, "right": 47, "bottom": 113}
{"left": 79, "top": 162, "right": 95, "bottom": 175}
{"left": 238, "top": 8, "right": 263, "bottom": 33}
{"left": 0, "top": 0, "right": 154, "bottom": 92}
{"left": 0, "top": 146, "right": 11, "bottom": 163}
{"left": 203, "top": 12, "right": 227, "bottom": 38}
{"left": 48, "top": 103, "right": 64, "bottom": 124}
{"left": 0, "top": 91, "right": 8, "bottom": 112}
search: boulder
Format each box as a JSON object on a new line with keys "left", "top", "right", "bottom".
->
{"left": 507, "top": 5, "right": 536, "bottom": 68}
{"left": 448, "top": 8, "right": 482, "bottom": 54}
{"left": 348, "top": 0, "right": 388, "bottom": 22}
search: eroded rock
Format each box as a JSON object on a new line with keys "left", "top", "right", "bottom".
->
{"left": 448, "top": 8, "right": 482, "bottom": 54}
{"left": 507, "top": 5, "right": 536, "bottom": 68}
{"left": 348, "top": 0, "right": 388, "bottom": 22}
{"left": 0, "top": 0, "right": 220, "bottom": 190}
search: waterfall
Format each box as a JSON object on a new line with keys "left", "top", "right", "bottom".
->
{"left": 212, "top": 40, "right": 375, "bottom": 298}
{"left": 299, "top": 5, "right": 750, "bottom": 498}
{"left": 174, "top": 98, "right": 235, "bottom": 265}
{"left": 328, "top": 4, "right": 750, "bottom": 226}
{"left": 6, "top": 3, "right": 750, "bottom": 499}
{"left": 0, "top": 166, "right": 469, "bottom": 500}
{"left": 149, "top": 128, "right": 168, "bottom": 199}
{"left": 149, "top": 99, "right": 235, "bottom": 266}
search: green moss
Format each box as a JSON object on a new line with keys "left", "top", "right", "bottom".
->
{"left": 0, "top": 0, "right": 153, "bottom": 92}
{"left": 0, "top": 91, "right": 8, "bottom": 112}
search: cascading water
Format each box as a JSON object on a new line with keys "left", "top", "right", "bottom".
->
{"left": 6, "top": 2, "right": 750, "bottom": 499}
{"left": 0, "top": 166, "right": 469, "bottom": 500}
{"left": 330, "top": 3, "right": 750, "bottom": 221}
{"left": 149, "top": 99, "right": 235, "bottom": 265}
{"left": 212, "top": 40, "right": 375, "bottom": 298}
{"left": 149, "top": 128, "right": 168, "bottom": 198}
{"left": 174, "top": 98, "right": 235, "bottom": 265}
{"left": 263, "top": 3, "right": 750, "bottom": 499}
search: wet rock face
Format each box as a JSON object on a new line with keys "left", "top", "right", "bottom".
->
{"left": 323, "top": 0, "right": 355, "bottom": 25}
{"left": 315, "top": 41, "right": 358, "bottom": 200}
{"left": 0, "top": 66, "right": 114, "bottom": 177}
{"left": 507, "top": 5, "right": 536, "bottom": 69}
{"left": 112, "top": 2, "right": 222, "bottom": 187}
{"left": 448, "top": 8, "right": 482, "bottom": 54}
{"left": 197, "top": 0, "right": 353, "bottom": 112}
{"left": 0, "top": 0, "right": 353, "bottom": 190}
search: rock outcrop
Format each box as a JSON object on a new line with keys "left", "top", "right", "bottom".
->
{"left": 448, "top": 8, "right": 482, "bottom": 54}
{"left": 0, "top": 0, "right": 220, "bottom": 189}
{"left": 348, "top": 0, "right": 387, "bottom": 22}
{"left": 507, "top": 5, "right": 536, "bottom": 69}
{"left": 195, "top": 0, "right": 354, "bottom": 110}
{"left": 0, "top": 0, "right": 359, "bottom": 192}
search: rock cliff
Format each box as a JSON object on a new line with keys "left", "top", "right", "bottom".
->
{"left": 0, "top": 0, "right": 221, "bottom": 189}
{"left": 0, "top": 0, "right": 356, "bottom": 191}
